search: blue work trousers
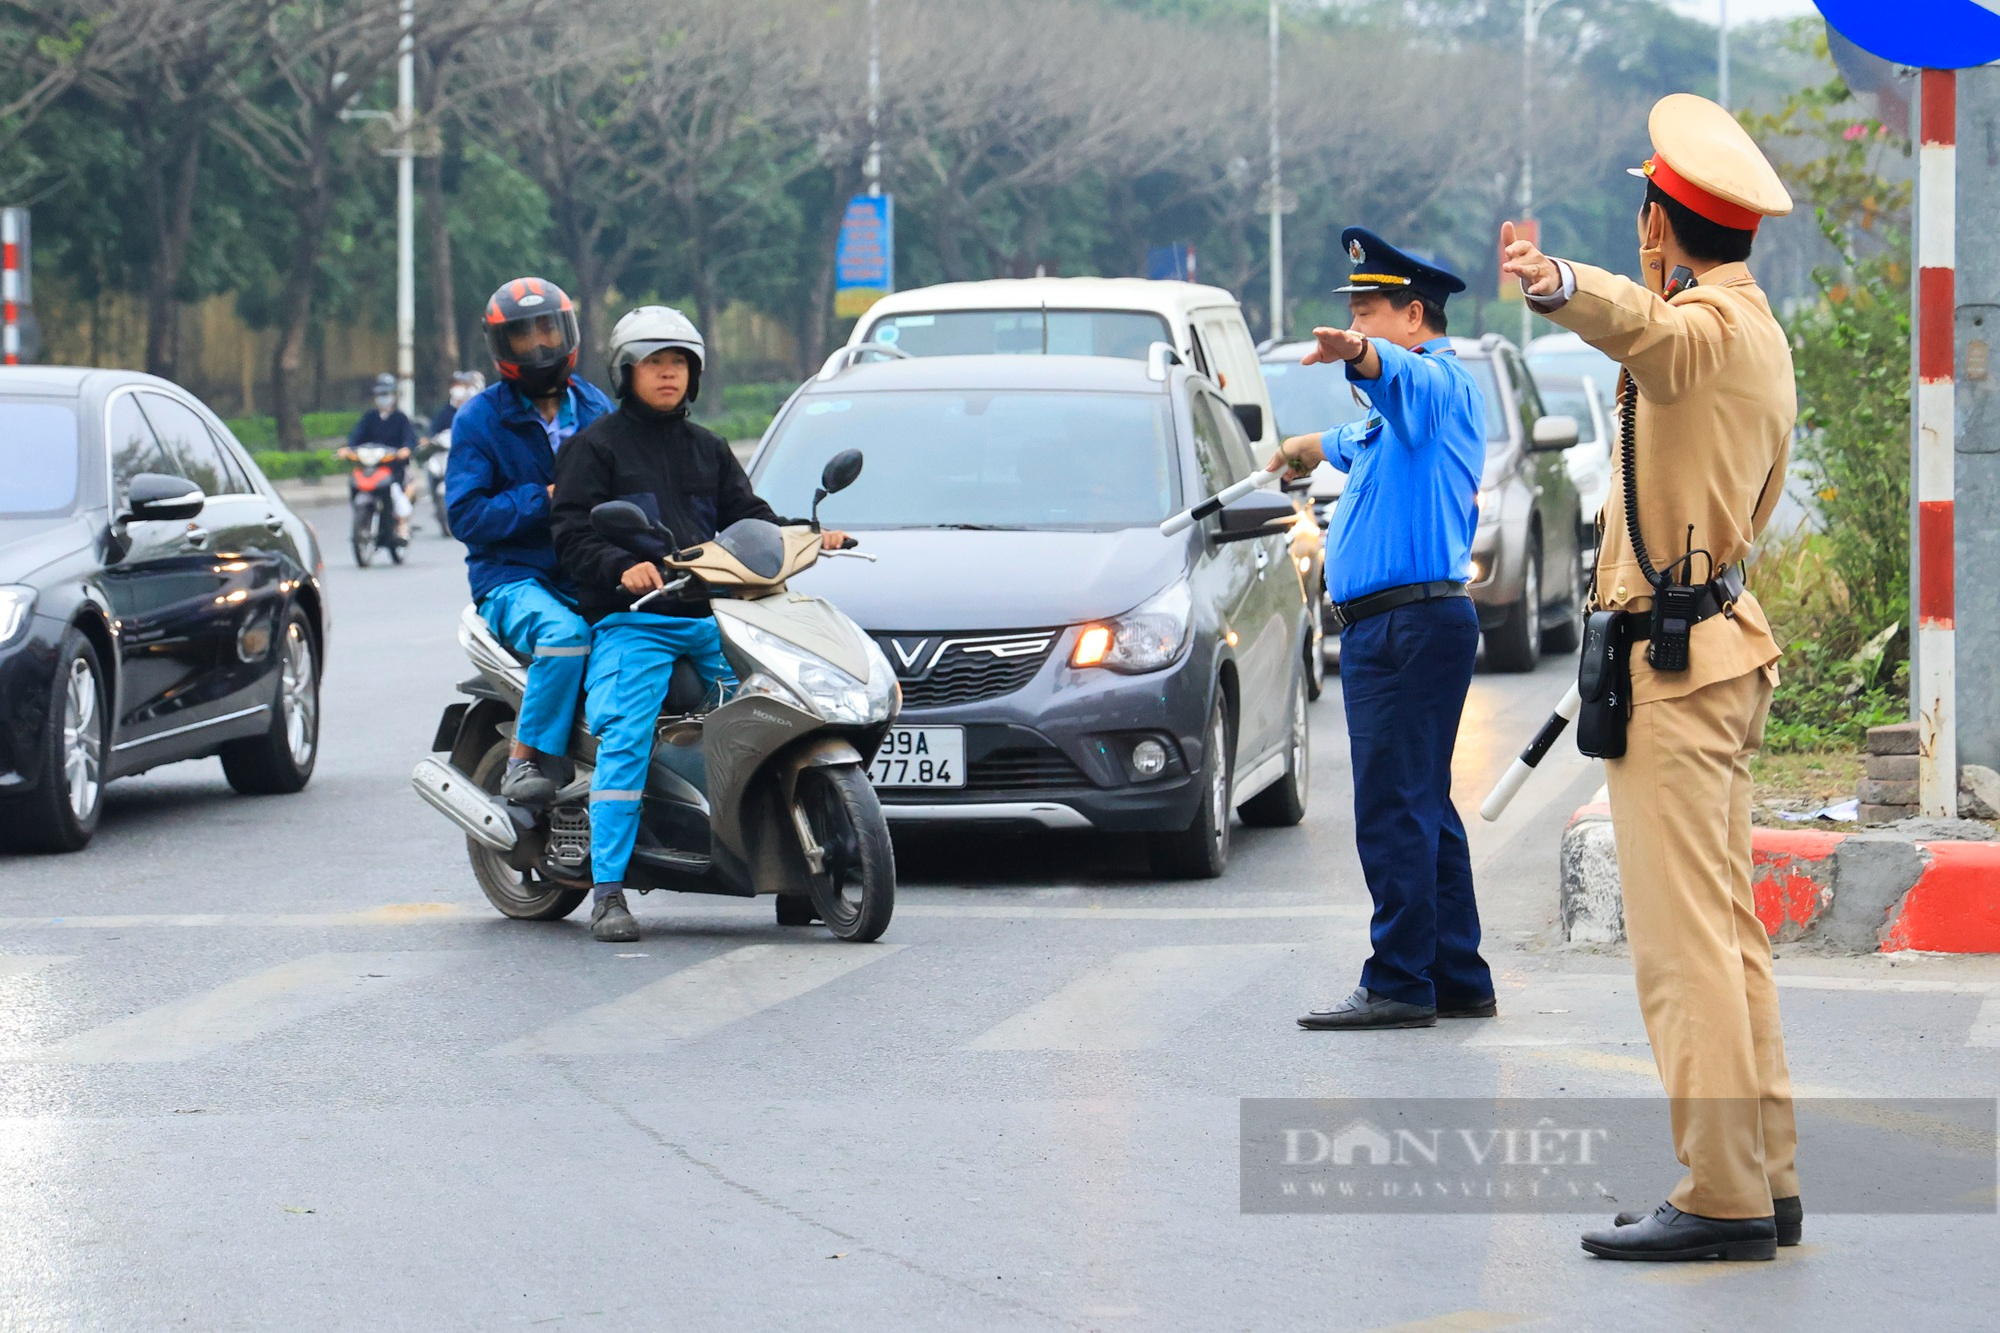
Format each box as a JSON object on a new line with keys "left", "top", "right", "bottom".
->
{"left": 478, "top": 580, "right": 590, "bottom": 757}
{"left": 584, "top": 613, "right": 734, "bottom": 890}
{"left": 1339, "top": 595, "right": 1492, "bottom": 1009}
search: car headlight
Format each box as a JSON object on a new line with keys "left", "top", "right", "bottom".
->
{"left": 1071, "top": 578, "right": 1193, "bottom": 674}
{"left": 0, "top": 586, "right": 35, "bottom": 646}
{"left": 727, "top": 619, "right": 895, "bottom": 725}
{"left": 1476, "top": 486, "right": 1498, "bottom": 524}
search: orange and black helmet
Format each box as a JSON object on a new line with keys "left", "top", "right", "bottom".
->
{"left": 482, "top": 277, "right": 580, "bottom": 397}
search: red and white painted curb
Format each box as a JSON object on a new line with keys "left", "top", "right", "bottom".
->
{"left": 1559, "top": 801, "right": 2000, "bottom": 954}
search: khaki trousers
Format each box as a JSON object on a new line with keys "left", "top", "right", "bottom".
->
{"left": 1604, "top": 667, "right": 1800, "bottom": 1218}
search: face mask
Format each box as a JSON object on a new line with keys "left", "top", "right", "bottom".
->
{"left": 375, "top": 395, "right": 396, "bottom": 412}
{"left": 449, "top": 386, "right": 470, "bottom": 406}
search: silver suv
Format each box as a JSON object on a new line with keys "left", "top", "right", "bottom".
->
{"left": 1257, "top": 333, "right": 1583, "bottom": 672}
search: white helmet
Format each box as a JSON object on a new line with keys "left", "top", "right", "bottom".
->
{"left": 608, "top": 305, "right": 705, "bottom": 404}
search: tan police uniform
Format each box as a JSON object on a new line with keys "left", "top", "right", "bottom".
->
{"left": 1535, "top": 94, "right": 1799, "bottom": 1220}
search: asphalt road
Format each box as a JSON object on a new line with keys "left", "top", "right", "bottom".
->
{"left": 2, "top": 508, "right": 1996, "bottom": 1331}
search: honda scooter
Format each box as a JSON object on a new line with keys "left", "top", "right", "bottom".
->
{"left": 411, "top": 450, "right": 900, "bottom": 940}
{"left": 340, "top": 443, "right": 408, "bottom": 566}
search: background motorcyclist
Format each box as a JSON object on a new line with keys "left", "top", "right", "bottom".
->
{"left": 428, "top": 369, "right": 484, "bottom": 443}
{"left": 447, "top": 278, "right": 615, "bottom": 804}
{"left": 551, "top": 306, "right": 848, "bottom": 943}
{"left": 342, "top": 372, "right": 419, "bottom": 539}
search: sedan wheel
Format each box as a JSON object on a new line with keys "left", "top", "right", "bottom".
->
{"left": 221, "top": 609, "right": 322, "bottom": 795}
{"left": 62, "top": 655, "right": 104, "bottom": 824}
{"left": 0, "top": 629, "right": 107, "bottom": 854}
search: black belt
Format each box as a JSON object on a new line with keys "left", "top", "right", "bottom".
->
{"left": 1330, "top": 579, "right": 1468, "bottom": 631}
{"left": 1620, "top": 566, "right": 1745, "bottom": 640}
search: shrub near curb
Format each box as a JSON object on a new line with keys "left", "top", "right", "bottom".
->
{"left": 253, "top": 449, "right": 341, "bottom": 481}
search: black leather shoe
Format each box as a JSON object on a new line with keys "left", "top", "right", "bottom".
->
{"left": 1437, "top": 996, "right": 1498, "bottom": 1019}
{"left": 1615, "top": 1195, "right": 1800, "bottom": 1246}
{"left": 1297, "top": 986, "right": 1437, "bottom": 1030}
{"left": 590, "top": 889, "right": 640, "bottom": 943}
{"left": 1583, "top": 1202, "right": 1776, "bottom": 1261}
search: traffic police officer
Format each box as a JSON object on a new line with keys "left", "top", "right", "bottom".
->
{"left": 1279, "top": 228, "right": 1496, "bottom": 1032}
{"left": 1502, "top": 94, "right": 1800, "bottom": 1261}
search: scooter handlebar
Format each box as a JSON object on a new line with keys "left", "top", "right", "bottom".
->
{"left": 1159, "top": 464, "right": 1285, "bottom": 537}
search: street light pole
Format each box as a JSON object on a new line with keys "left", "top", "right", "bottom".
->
{"left": 1718, "top": 0, "right": 1730, "bottom": 111}
{"left": 395, "top": 0, "right": 415, "bottom": 416}
{"left": 1268, "top": 0, "right": 1282, "bottom": 343}
{"left": 864, "top": 0, "right": 881, "bottom": 196}
{"left": 1519, "top": 0, "right": 1562, "bottom": 350}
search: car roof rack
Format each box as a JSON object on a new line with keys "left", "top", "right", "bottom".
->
{"left": 816, "top": 341, "right": 913, "bottom": 381}
{"left": 1146, "top": 341, "right": 1184, "bottom": 382}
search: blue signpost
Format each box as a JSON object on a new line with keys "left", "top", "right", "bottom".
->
{"left": 835, "top": 194, "right": 894, "bottom": 319}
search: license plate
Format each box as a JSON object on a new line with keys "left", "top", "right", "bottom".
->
{"left": 869, "top": 726, "right": 965, "bottom": 788}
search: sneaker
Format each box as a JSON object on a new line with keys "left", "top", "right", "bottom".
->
{"left": 591, "top": 889, "right": 640, "bottom": 942}
{"left": 501, "top": 757, "right": 560, "bottom": 805}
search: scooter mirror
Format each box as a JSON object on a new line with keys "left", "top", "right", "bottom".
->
{"left": 820, "top": 449, "right": 864, "bottom": 495}
{"left": 590, "top": 500, "right": 672, "bottom": 554}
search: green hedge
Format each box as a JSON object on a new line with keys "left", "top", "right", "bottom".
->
{"left": 252, "top": 449, "right": 342, "bottom": 481}
{"left": 695, "top": 380, "right": 793, "bottom": 444}
{"left": 225, "top": 412, "right": 358, "bottom": 448}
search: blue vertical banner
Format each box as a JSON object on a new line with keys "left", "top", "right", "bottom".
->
{"left": 835, "top": 193, "right": 894, "bottom": 318}
{"left": 1145, "top": 242, "right": 1198, "bottom": 282}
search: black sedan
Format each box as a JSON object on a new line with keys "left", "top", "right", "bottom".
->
{"left": 750, "top": 350, "right": 1313, "bottom": 878}
{"left": 0, "top": 368, "right": 328, "bottom": 853}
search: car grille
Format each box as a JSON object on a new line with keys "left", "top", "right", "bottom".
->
{"left": 967, "top": 746, "right": 1090, "bottom": 792}
{"left": 876, "top": 630, "right": 1057, "bottom": 708}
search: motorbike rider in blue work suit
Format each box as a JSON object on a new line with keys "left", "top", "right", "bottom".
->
{"left": 446, "top": 277, "right": 615, "bottom": 804}
{"left": 550, "top": 307, "right": 851, "bottom": 943}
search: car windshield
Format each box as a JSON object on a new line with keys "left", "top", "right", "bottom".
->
{"left": 1538, "top": 385, "right": 1599, "bottom": 443}
{"left": 1258, "top": 360, "right": 1370, "bottom": 438}
{"left": 0, "top": 400, "right": 82, "bottom": 517}
{"left": 862, "top": 309, "right": 1171, "bottom": 360}
{"left": 755, "top": 389, "right": 1179, "bottom": 530}
{"left": 1528, "top": 347, "right": 1620, "bottom": 403}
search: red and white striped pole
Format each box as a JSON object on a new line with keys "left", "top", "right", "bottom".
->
{"left": 1, "top": 208, "right": 19, "bottom": 366}
{"left": 1916, "top": 69, "right": 1957, "bottom": 818}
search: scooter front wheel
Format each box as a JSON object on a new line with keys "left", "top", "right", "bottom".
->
{"left": 795, "top": 763, "right": 895, "bottom": 942}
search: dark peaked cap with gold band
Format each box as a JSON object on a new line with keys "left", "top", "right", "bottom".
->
{"left": 1333, "top": 227, "right": 1468, "bottom": 309}
{"left": 1629, "top": 93, "right": 1792, "bottom": 229}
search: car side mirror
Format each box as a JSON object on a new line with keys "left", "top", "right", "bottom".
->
{"left": 1230, "top": 402, "right": 1263, "bottom": 440}
{"left": 1531, "top": 414, "right": 1579, "bottom": 451}
{"left": 121, "top": 472, "right": 205, "bottom": 523}
{"left": 590, "top": 499, "right": 676, "bottom": 555}
{"left": 1213, "top": 489, "right": 1294, "bottom": 543}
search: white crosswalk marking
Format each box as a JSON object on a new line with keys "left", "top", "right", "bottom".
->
{"left": 0, "top": 955, "right": 72, "bottom": 981}
{"left": 1968, "top": 992, "right": 2000, "bottom": 1048}
{"left": 495, "top": 943, "right": 905, "bottom": 1056}
{"left": 965, "top": 944, "right": 1292, "bottom": 1051}
{"left": 29, "top": 951, "right": 465, "bottom": 1064}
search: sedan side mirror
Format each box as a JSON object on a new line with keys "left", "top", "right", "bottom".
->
{"left": 122, "top": 472, "right": 205, "bottom": 523}
{"left": 1230, "top": 402, "right": 1264, "bottom": 441}
{"left": 1531, "top": 414, "right": 1579, "bottom": 451}
{"left": 1213, "top": 489, "right": 1295, "bottom": 543}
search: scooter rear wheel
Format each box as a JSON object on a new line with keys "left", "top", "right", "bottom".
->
{"left": 795, "top": 764, "right": 895, "bottom": 942}
{"left": 467, "top": 739, "right": 588, "bottom": 921}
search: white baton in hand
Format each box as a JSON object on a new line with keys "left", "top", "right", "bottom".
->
{"left": 1479, "top": 682, "right": 1583, "bottom": 821}
{"left": 1159, "top": 463, "right": 1287, "bottom": 537}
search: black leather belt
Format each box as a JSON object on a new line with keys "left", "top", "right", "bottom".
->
{"left": 1621, "top": 566, "right": 1745, "bottom": 640}
{"left": 1330, "top": 579, "right": 1469, "bottom": 631}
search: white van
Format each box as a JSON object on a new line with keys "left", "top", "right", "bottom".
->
{"left": 845, "top": 277, "right": 1278, "bottom": 450}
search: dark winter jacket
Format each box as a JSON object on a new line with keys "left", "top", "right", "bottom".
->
{"left": 446, "top": 377, "right": 615, "bottom": 603}
{"left": 551, "top": 398, "right": 778, "bottom": 623}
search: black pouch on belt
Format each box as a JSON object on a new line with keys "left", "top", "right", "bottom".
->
{"left": 1576, "top": 610, "right": 1632, "bottom": 760}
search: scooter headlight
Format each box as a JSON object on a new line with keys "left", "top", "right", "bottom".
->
{"left": 728, "top": 620, "right": 895, "bottom": 725}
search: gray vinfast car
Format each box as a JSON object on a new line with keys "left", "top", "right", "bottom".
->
{"left": 748, "top": 349, "right": 1314, "bottom": 878}
{"left": 1258, "top": 334, "right": 1584, "bottom": 672}
{"left": 0, "top": 368, "right": 329, "bottom": 853}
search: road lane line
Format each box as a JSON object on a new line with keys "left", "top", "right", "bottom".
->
{"left": 1968, "top": 991, "right": 2000, "bottom": 1048}
{"left": 495, "top": 943, "right": 905, "bottom": 1056}
{"left": 965, "top": 944, "right": 1292, "bottom": 1051}
{"left": 1361, "top": 1312, "right": 1531, "bottom": 1333}
{"left": 0, "top": 955, "right": 72, "bottom": 981}
{"left": 28, "top": 951, "right": 465, "bottom": 1064}
{"left": 0, "top": 905, "right": 488, "bottom": 929}
{"left": 899, "top": 904, "right": 1365, "bottom": 920}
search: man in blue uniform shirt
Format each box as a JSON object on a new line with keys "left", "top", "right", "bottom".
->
{"left": 1272, "top": 227, "right": 1495, "bottom": 1030}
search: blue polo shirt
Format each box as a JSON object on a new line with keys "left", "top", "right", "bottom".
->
{"left": 1320, "top": 336, "right": 1485, "bottom": 604}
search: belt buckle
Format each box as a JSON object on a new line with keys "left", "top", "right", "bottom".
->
{"left": 1328, "top": 600, "right": 1350, "bottom": 632}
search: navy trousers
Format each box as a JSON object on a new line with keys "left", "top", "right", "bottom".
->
{"left": 1338, "top": 595, "right": 1492, "bottom": 1009}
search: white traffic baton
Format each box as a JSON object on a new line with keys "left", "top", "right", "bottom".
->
{"left": 1158, "top": 462, "right": 1286, "bottom": 537}
{"left": 1478, "top": 681, "right": 1582, "bottom": 822}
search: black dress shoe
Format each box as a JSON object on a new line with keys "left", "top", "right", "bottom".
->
{"left": 1615, "top": 1194, "right": 1800, "bottom": 1246}
{"left": 590, "top": 889, "right": 640, "bottom": 943}
{"left": 1437, "top": 996, "right": 1497, "bottom": 1019}
{"left": 1583, "top": 1202, "right": 1776, "bottom": 1261}
{"left": 1297, "top": 986, "right": 1437, "bottom": 1030}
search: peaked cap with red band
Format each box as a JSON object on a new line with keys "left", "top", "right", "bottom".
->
{"left": 1626, "top": 93, "right": 1791, "bottom": 232}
